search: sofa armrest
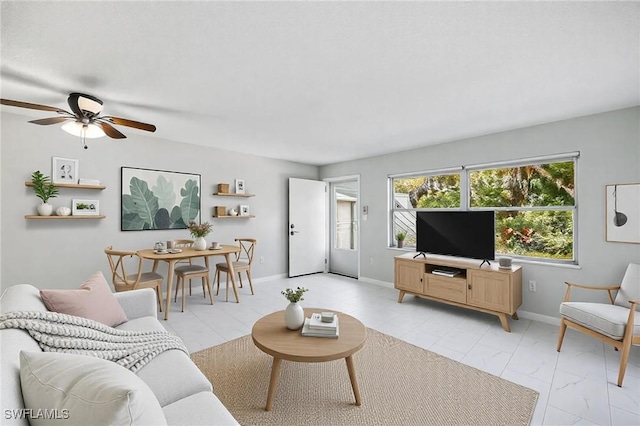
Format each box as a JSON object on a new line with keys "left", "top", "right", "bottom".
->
{"left": 114, "top": 289, "right": 157, "bottom": 320}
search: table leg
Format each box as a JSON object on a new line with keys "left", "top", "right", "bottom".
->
{"left": 223, "top": 252, "right": 240, "bottom": 303}
{"left": 164, "top": 260, "right": 176, "bottom": 320}
{"left": 345, "top": 355, "right": 362, "bottom": 406}
{"left": 265, "top": 357, "right": 282, "bottom": 411}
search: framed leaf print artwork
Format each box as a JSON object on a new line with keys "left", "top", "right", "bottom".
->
{"left": 121, "top": 167, "right": 201, "bottom": 231}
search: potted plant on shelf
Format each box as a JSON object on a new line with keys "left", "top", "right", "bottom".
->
{"left": 396, "top": 231, "right": 406, "bottom": 248}
{"left": 188, "top": 221, "right": 213, "bottom": 251}
{"left": 281, "top": 286, "right": 308, "bottom": 330}
{"left": 31, "top": 171, "right": 59, "bottom": 216}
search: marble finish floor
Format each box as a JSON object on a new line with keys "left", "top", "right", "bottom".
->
{"left": 159, "top": 273, "right": 639, "bottom": 426}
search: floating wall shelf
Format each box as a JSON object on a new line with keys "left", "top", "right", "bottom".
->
{"left": 25, "top": 215, "right": 106, "bottom": 220}
{"left": 25, "top": 182, "right": 106, "bottom": 190}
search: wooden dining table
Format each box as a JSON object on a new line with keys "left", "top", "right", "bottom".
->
{"left": 137, "top": 245, "right": 241, "bottom": 320}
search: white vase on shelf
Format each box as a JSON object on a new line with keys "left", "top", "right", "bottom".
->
{"left": 37, "top": 203, "right": 53, "bottom": 216}
{"left": 193, "top": 236, "right": 207, "bottom": 251}
{"left": 284, "top": 302, "right": 305, "bottom": 330}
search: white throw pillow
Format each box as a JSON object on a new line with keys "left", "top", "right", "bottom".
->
{"left": 20, "top": 351, "right": 167, "bottom": 426}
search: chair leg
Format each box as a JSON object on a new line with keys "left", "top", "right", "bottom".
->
{"left": 238, "top": 272, "right": 243, "bottom": 288}
{"left": 174, "top": 279, "right": 180, "bottom": 302}
{"left": 181, "top": 276, "right": 186, "bottom": 312}
{"left": 205, "top": 274, "right": 214, "bottom": 305}
{"left": 215, "top": 269, "right": 221, "bottom": 296}
{"left": 189, "top": 279, "right": 192, "bottom": 296}
{"left": 556, "top": 319, "right": 568, "bottom": 352}
{"left": 246, "top": 270, "right": 254, "bottom": 295}
{"left": 201, "top": 277, "right": 206, "bottom": 298}
{"left": 156, "top": 286, "right": 163, "bottom": 312}
{"left": 225, "top": 271, "right": 230, "bottom": 302}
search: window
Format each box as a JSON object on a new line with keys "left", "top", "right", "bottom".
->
{"left": 390, "top": 153, "right": 578, "bottom": 263}
{"left": 391, "top": 170, "right": 462, "bottom": 249}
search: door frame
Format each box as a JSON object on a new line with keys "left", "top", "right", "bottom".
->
{"left": 324, "top": 174, "right": 360, "bottom": 279}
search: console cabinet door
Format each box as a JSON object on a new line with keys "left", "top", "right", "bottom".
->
{"left": 395, "top": 260, "right": 424, "bottom": 294}
{"left": 467, "top": 270, "right": 512, "bottom": 313}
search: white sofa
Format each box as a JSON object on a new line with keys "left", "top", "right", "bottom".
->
{"left": 0, "top": 284, "right": 239, "bottom": 426}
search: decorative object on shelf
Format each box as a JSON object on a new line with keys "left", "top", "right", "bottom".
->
{"left": 281, "top": 287, "right": 308, "bottom": 330}
{"left": 188, "top": 221, "right": 212, "bottom": 251}
{"left": 229, "top": 208, "right": 238, "bottom": 216}
{"left": 214, "top": 206, "right": 227, "bottom": 217}
{"left": 1, "top": 93, "right": 156, "bottom": 149}
{"left": 235, "top": 179, "right": 245, "bottom": 194}
{"left": 121, "top": 167, "right": 201, "bottom": 231}
{"left": 72, "top": 199, "right": 99, "bottom": 216}
{"left": 52, "top": 157, "right": 79, "bottom": 184}
{"left": 239, "top": 205, "right": 250, "bottom": 216}
{"left": 396, "top": 231, "right": 406, "bottom": 248}
{"left": 56, "top": 206, "right": 71, "bottom": 216}
{"left": 606, "top": 183, "right": 640, "bottom": 243}
{"left": 31, "top": 170, "right": 59, "bottom": 216}
{"left": 217, "top": 183, "right": 230, "bottom": 194}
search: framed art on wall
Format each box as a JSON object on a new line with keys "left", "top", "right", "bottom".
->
{"left": 52, "top": 157, "right": 79, "bottom": 184}
{"left": 606, "top": 183, "right": 640, "bottom": 243}
{"left": 235, "top": 179, "right": 245, "bottom": 194}
{"left": 121, "top": 167, "right": 201, "bottom": 231}
{"left": 239, "top": 204, "right": 250, "bottom": 216}
{"left": 72, "top": 199, "right": 99, "bottom": 216}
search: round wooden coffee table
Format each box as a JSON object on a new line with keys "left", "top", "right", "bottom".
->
{"left": 251, "top": 308, "right": 366, "bottom": 411}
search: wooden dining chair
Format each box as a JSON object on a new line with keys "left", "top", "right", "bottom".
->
{"left": 104, "top": 246, "right": 164, "bottom": 311}
{"left": 172, "top": 239, "right": 213, "bottom": 311}
{"left": 215, "top": 238, "right": 257, "bottom": 302}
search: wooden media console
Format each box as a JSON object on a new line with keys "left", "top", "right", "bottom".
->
{"left": 394, "top": 253, "right": 522, "bottom": 332}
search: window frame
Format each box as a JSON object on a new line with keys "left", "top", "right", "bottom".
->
{"left": 389, "top": 152, "right": 579, "bottom": 265}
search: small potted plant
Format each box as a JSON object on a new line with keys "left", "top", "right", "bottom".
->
{"left": 281, "top": 286, "right": 308, "bottom": 330}
{"left": 396, "top": 231, "right": 406, "bottom": 248}
{"left": 31, "top": 170, "right": 59, "bottom": 216}
{"left": 188, "top": 221, "right": 213, "bottom": 251}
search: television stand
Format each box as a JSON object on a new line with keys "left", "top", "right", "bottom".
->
{"left": 394, "top": 253, "right": 522, "bottom": 332}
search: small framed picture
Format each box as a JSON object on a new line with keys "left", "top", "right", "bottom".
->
{"left": 239, "top": 205, "right": 250, "bottom": 216}
{"left": 235, "top": 179, "right": 245, "bottom": 194}
{"left": 52, "top": 157, "right": 79, "bottom": 184}
{"left": 72, "top": 199, "right": 99, "bottom": 216}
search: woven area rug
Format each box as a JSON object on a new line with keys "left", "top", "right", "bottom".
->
{"left": 191, "top": 329, "right": 538, "bottom": 425}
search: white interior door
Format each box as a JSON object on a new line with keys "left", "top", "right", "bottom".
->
{"left": 288, "top": 178, "right": 326, "bottom": 277}
{"left": 329, "top": 179, "right": 359, "bottom": 278}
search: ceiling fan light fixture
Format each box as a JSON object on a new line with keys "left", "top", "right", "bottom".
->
{"left": 61, "top": 121, "right": 106, "bottom": 138}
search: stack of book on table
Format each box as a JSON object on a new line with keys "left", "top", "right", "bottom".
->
{"left": 301, "top": 312, "right": 339, "bottom": 338}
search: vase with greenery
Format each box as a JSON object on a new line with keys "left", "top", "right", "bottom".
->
{"left": 281, "top": 287, "right": 308, "bottom": 330}
{"left": 188, "top": 221, "right": 212, "bottom": 250}
{"left": 396, "top": 231, "right": 406, "bottom": 248}
{"left": 31, "top": 171, "right": 59, "bottom": 216}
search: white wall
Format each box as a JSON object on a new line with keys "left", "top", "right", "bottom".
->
{"left": 0, "top": 111, "right": 318, "bottom": 291}
{"left": 320, "top": 107, "right": 640, "bottom": 318}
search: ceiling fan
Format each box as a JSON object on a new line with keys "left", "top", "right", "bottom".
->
{"left": 0, "top": 93, "right": 156, "bottom": 149}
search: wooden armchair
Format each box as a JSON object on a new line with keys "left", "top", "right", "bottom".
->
{"left": 557, "top": 263, "right": 639, "bottom": 387}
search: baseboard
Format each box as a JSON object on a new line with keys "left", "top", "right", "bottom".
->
{"left": 517, "top": 310, "right": 560, "bottom": 326}
{"left": 358, "top": 276, "right": 394, "bottom": 289}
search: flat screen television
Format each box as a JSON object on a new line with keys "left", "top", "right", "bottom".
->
{"left": 416, "top": 211, "right": 495, "bottom": 261}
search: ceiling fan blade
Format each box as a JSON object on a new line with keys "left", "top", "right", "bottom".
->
{"left": 95, "top": 121, "right": 127, "bottom": 139}
{"left": 1, "top": 98, "right": 71, "bottom": 115}
{"left": 28, "top": 117, "right": 72, "bottom": 126}
{"left": 100, "top": 116, "right": 156, "bottom": 132}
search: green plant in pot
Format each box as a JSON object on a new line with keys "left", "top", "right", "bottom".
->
{"left": 282, "top": 286, "right": 308, "bottom": 330}
{"left": 396, "top": 231, "right": 406, "bottom": 248}
{"left": 31, "top": 171, "right": 59, "bottom": 216}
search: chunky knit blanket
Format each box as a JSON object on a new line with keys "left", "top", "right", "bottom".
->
{"left": 0, "top": 310, "right": 187, "bottom": 373}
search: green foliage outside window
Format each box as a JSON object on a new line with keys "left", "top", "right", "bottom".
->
{"left": 392, "top": 160, "right": 576, "bottom": 261}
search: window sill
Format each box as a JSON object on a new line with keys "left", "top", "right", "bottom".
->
{"left": 511, "top": 258, "right": 581, "bottom": 270}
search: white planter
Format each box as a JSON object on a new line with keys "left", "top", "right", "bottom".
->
{"left": 37, "top": 203, "right": 53, "bottom": 216}
{"left": 193, "top": 236, "right": 207, "bottom": 251}
{"left": 284, "top": 302, "right": 305, "bottom": 330}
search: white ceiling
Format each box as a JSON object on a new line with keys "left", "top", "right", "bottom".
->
{"left": 1, "top": 1, "right": 638, "bottom": 166}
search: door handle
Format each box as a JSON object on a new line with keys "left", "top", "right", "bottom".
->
{"left": 290, "top": 231, "right": 300, "bottom": 236}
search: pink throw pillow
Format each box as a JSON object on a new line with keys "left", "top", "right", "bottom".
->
{"left": 40, "top": 271, "right": 128, "bottom": 327}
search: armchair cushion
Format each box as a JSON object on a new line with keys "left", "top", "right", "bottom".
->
{"left": 560, "top": 301, "right": 640, "bottom": 340}
{"left": 40, "top": 271, "right": 127, "bottom": 327}
{"left": 614, "top": 263, "right": 640, "bottom": 309}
